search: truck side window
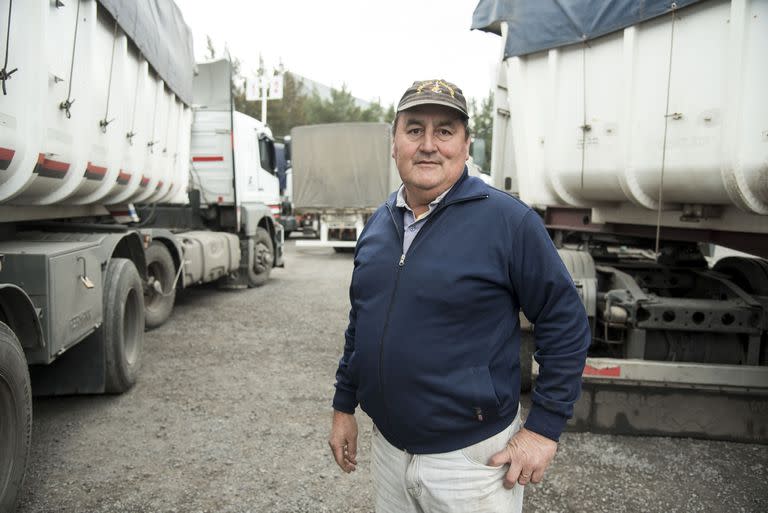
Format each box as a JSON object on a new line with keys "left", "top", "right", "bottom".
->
{"left": 259, "top": 136, "right": 277, "bottom": 176}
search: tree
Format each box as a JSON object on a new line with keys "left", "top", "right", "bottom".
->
{"left": 205, "top": 35, "right": 216, "bottom": 60}
{"left": 219, "top": 42, "right": 392, "bottom": 139}
{"left": 469, "top": 91, "right": 494, "bottom": 172}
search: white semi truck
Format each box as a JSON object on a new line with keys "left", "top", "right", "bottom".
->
{"left": 0, "top": 1, "right": 282, "bottom": 509}
{"left": 291, "top": 122, "right": 400, "bottom": 251}
{"left": 473, "top": 0, "right": 767, "bottom": 442}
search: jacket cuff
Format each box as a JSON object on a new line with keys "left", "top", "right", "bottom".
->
{"left": 332, "top": 388, "right": 357, "bottom": 414}
{"left": 523, "top": 403, "right": 568, "bottom": 442}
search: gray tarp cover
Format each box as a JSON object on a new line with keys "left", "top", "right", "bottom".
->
{"left": 99, "top": 0, "right": 195, "bottom": 105}
{"left": 472, "top": 0, "right": 705, "bottom": 58}
{"left": 291, "top": 123, "right": 400, "bottom": 209}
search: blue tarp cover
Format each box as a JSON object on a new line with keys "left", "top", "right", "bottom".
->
{"left": 472, "top": 0, "right": 705, "bottom": 58}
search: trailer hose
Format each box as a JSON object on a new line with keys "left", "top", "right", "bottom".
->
{"left": 164, "top": 258, "right": 185, "bottom": 297}
{"left": 0, "top": 0, "right": 17, "bottom": 95}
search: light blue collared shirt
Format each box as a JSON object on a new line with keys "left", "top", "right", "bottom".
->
{"left": 396, "top": 185, "right": 453, "bottom": 254}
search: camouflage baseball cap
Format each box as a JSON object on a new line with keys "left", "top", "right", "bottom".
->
{"left": 396, "top": 79, "right": 468, "bottom": 117}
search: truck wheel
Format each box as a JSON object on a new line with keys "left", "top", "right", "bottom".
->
{"left": 103, "top": 259, "right": 145, "bottom": 393}
{"left": 144, "top": 242, "right": 176, "bottom": 330}
{"left": 520, "top": 330, "right": 535, "bottom": 393}
{"left": 0, "top": 322, "right": 32, "bottom": 513}
{"left": 247, "top": 227, "right": 274, "bottom": 288}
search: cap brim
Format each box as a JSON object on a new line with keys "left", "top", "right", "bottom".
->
{"left": 397, "top": 98, "right": 468, "bottom": 117}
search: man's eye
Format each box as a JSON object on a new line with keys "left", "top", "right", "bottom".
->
{"left": 436, "top": 129, "right": 453, "bottom": 140}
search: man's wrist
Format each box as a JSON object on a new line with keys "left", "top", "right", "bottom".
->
{"left": 523, "top": 404, "right": 567, "bottom": 442}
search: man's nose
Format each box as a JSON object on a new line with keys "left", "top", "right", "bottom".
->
{"left": 419, "top": 131, "right": 437, "bottom": 152}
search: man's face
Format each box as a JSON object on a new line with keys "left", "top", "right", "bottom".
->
{"left": 392, "top": 104, "right": 470, "bottom": 200}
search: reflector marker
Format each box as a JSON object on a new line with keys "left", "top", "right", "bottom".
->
{"left": 84, "top": 162, "right": 107, "bottom": 181}
{"left": 583, "top": 364, "right": 621, "bottom": 377}
{"left": 139, "top": 175, "right": 149, "bottom": 187}
{"left": 0, "top": 147, "right": 15, "bottom": 170}
{"left": 117, "top": 170, "right": 132, "bottom": 185}
{"left": 34, "top": 153, "right": 70, "bottom": 179}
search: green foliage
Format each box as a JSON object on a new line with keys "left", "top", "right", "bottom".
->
{"left": 233, "top": 72, "right": 308, "bottom": 139}
{"left": 469, "top": 90, "right": 494, "bottom": 171}
{"left": 228, "top": 59, "right": 393, "bottom": 139}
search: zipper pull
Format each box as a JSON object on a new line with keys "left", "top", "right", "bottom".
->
{"left": 474, "top": 407, "right": 484, "bottom": 422}
{"left": 398, "top": 254, "right": 405, "bottom": 267}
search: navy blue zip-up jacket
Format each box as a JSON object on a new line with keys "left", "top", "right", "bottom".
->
{"left": 333, "top": 169, "right": 590, "bottom": 453}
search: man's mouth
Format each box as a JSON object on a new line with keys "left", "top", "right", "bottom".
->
{"left": 415, "top": 160, "right": 440, "bottom": 165}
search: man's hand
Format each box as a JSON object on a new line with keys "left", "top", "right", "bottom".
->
{"left": 487, "top": 427, "right": 557, "bottom": 488}
{"left": 328, "top": 410, "right": 358, "bottom": 473}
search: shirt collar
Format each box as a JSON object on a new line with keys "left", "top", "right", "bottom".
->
{"left": 396, "top": 185, "right": 453, "bottom": 221}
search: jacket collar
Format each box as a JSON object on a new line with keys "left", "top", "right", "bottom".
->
{"left": 386, "top": 166, "right": 487, "bottom": 210}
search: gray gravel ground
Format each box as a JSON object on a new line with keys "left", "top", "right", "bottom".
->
{"left": 17, "top": 239, "right": 768, "bottom": 513}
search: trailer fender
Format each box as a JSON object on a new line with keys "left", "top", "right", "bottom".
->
{"left": 107, "top": 232, "right": 147, "bottom": 281}
{"left": 0, "top": 285, "right": 44, "bottom": 353}
{"left": 241, "top": 202, "right": 283, "bottom": 267}
{"left": 138, "top": 229, "right": 184, "bottom": 286}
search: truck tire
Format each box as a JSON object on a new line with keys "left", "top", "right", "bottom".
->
{"left": 0, "top": 322, "right": 32, "bottom": 513}
{"left": 102, "top": 259, "right": 145, "bottom": 394}
{"left": 144, "top": 242, "right": 176, "bottom": 330}
{"left": 713, "top": 257, "right": 768, "bottom": 296}
{"left": 520, "top": 330, "right": 535, "bottom": 393}
{"left": 246, "top": 227, "right": 274, "bottom": 288}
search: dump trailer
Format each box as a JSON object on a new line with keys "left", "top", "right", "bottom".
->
{"left": 0, "top": 1, "right": 282, "bottom": 509}
{"left": 473, "top": 0, "right": 768, "bottom": 442}
{"left": 291, "top": 122, "right": 400, "bottom": 250}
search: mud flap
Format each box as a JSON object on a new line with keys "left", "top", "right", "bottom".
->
{"left": 29, "top": 331, "right": 106, "bottom": 395}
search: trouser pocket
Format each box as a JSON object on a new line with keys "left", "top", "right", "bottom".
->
{"left": 460, "top": 412, "right": 521, "bottom": 468}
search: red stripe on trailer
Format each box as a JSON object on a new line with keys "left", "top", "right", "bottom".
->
{"left": 140, "top": 175, "right": 149, "bottom": 187}
{"left": 192, "top": 155, "right": 224, "bottom": 162}
{"left": 34, "top": 153, "right": 70, "bottom": 178}
{"left": 583, "top": 364, "right": 621, "bottom": 377}
{"left": 156, "top": 181, "right": 164, "bottom": 190}
{"left": 0, "top": 147, "right": 14, "bottom": 160}
{"left": 84, "top": 162, "right": 107, "bottom": 180}
{"left": 117, "top": 170, "right": 132, "bottom": 185}
{"left": 0, "top": 147, "right": 15, "bottom": 169}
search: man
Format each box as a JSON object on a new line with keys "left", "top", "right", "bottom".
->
{"left": 329, "top": 79, "right": 590, "bottom": 512}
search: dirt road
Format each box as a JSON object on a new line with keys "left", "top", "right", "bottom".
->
{"left": 17, "top": 241, "right": 768, "bottom": 512}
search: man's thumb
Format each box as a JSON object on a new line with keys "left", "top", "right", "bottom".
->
{"left": 487, "top": 448, "right": 510, "bottom": 467}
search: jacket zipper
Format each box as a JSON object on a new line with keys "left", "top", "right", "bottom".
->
{"left": 375, "top": 204, "right": 407, "bottom": 440}
{"left": 377, "top": 193, "right": 488, "bottom": 443}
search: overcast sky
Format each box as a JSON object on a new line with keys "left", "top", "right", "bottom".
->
{"left": 174, "top": 0, "right": 502, "bottom": 108}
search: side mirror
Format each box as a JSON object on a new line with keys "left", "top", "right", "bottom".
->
{"left": 283, "top": 136, "right": 292, "bottom": 164}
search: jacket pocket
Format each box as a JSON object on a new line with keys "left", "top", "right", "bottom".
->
{"left": 467, "top": 366, "right": 501, "bottom": 416}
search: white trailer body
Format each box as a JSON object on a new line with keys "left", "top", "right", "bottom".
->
{"left": 290, "top": 122, "right": 400, "bottom": 249}
{"left": 0, "top": 3, "right": 281, "bottom": 509}
{"left": 191, "top": 110, "right": 280, "bottom": 211}
{"left": 473, "top": 0, "right": 768, "bottom": 442}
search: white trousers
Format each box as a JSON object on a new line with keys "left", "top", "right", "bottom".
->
{"left": 372, "top": 413, "right": 524, "bottom": 513}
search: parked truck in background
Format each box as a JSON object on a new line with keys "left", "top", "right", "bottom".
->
{"left": 290, "top": 122, "right": 400, "bottom": 251}
{"left": 275, "top": 139, "right": 297, "bottom": 238}
{"left": 0, "top": 1, "right": 282, "bottom": 509}
{"left": 473, "top": 0, "right": 767, "bottom": 442}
